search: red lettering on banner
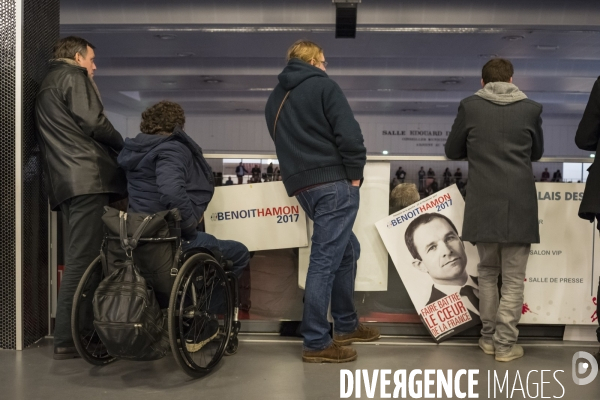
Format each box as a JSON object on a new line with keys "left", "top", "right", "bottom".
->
{"left": 291, "top": 205, "right": 299, "bottom": 214}
{"left": 257, "top": 208, "right": 265, "bottom": 217}
{"left": 265, "top": 208, "right": 273, "bottom": 216}
{"left": 273, "top": 207, "right": 283, "bottom": 216}
{"left": 424, "top": 292, "right": 472, "bottom": 338}
{"left": 283, "top": 206, "right": 290, "bottom": 214}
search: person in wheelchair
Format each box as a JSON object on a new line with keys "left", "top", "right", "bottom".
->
{"left": 117, "top": 100, "right": 250, "bottom": 352}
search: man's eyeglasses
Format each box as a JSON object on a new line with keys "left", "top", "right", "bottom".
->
{"left": 314, "top": 59, "right": 328, "bottom": 67}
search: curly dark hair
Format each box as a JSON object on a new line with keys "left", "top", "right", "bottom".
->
{"left": 140, "top": 101, "right": 185, "bottom": 135}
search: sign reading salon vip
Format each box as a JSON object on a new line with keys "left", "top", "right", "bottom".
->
{"left": 375, "top": 185, "right": 481, "bottom": 342}
{"left": 521, "top": 183, "right": 600, "bottom": 325}
{"left": 205, "top": 182, "right": 308, "bottom": 252}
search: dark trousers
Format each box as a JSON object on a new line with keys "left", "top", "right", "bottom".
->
{"left": 55, "top": 194, "right": 109, "bottom": 348}
{"left": 182, "top": 232, "right": 250, "bottom": 313}
{"left": 597, "top": 277, "right": 600, "bottom": 342}
{"left": 595, "top": 220, "right": 600, "bottom": 343}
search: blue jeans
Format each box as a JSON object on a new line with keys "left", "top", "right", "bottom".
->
{"left": 296, "top": 180, "right": 361, "bottom": 351}
{"left": 182, "top": 232, "right": 250, "bottom": 312}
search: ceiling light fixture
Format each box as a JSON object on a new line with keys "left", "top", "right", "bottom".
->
{"left": 536, "top": 45, "right": 559, "bottom": 51}
{"left": 377, "top": 89, "right": 393, "bottom": 92}
{"left": 249, "top": 88, "right": 274, "bottom": 91}
{"left": 68, "top": 26, "right": 591, "bottom": 35}
{"left": 382, "top": 150, "right": 389, "bottom": 155}
{"left": 503, "top": 35, "right": 524, "bottom": 41}
{"left": 441, "top": 79, "right": 461, "bottom": 85}
{"left": 177, "top": 52, "right": 195, "bottom": 57}
{"left": 161, "top": 80, "right": 176, "bottom": 85}
{"left": 478, "top": 53, "right": 498, "bottom": 58}
{"left": 204, "top": 78, "right": 222, "bottom": 84}
{"left": 155, "top": 34, "right": 176, "bottom": 40}
{"left": 591, "top": 154, "right": 596, "bottom": 158}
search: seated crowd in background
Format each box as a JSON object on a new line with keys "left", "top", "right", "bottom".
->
{"left": 220, "top": 163, "right": 281, "bottom": 185}
{"left": 391, "top": 166, "right": 466, "bottom": 198}
{"left": 392, "top": 165, "right": 568, "bottom": 199}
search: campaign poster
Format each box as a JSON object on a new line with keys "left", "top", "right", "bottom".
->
{"left": 375, "top": 185, "right": 481, "bottom": 342}
{"left": 521, "top": 183, "right": 600, "bottom": 325}
{"left": 205, "top": 181, "right": 308, "bottom": 252}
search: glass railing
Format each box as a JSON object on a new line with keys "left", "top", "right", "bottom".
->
{"left": 199, "top": 155, "right": 587, "bottom": 336}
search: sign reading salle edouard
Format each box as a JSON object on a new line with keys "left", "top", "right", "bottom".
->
{"left": 381, "top": 129, "right": 451, "bottom": 150}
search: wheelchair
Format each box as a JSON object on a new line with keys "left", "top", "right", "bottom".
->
{"left": 71, "top": 208, "right": 241, "bottom": 378}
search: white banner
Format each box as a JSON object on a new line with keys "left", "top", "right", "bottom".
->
{"left": 521, "top": 183, "right": 599, "bottom": 325}
{"left": 375, "top": 185, "right": 480, "bottom": 341}
{"left": 205, "top": 182, "right": 308, "bottom": 252}
{"left": 373, "top": 182, "right": 598, "bottom": 327}
{"left": 299, "top": 162, "right": 390, "bottom": 291}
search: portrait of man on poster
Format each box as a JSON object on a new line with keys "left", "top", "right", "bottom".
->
{"left": 404, "top": 212, "right": 480, "bottom": 320}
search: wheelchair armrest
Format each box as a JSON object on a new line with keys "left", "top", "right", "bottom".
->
{"left": 180, "top": 247, "right": 233, "bottom": 272}
{"left": 180, "top": 247, "right": 215, "bottom": 264}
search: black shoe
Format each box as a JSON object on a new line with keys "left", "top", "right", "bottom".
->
{"left": 184, "top": 316, "right": 219, "bottom": 353}
{"left": 53, "top": 346, "right": 81, "bottom": 360}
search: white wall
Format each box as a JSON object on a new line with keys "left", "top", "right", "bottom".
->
{"left": 104, "top": 110, "right": 128, "bottom": 137}
{"left": 119, "top": 113, "right": 588, "bottom": 157}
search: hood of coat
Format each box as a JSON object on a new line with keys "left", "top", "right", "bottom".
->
{"left": 475, "top": 82, "right": 528, "bottom": 105}
{"left": 118, "top": 127, "right": 209, "bottom": 173}
{"left": 278, "top": 58, "right": 328, "bottom": 91}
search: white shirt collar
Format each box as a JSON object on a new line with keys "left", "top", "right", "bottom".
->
{"left": 434, "top": 275, "right": 477, "bottom": 295}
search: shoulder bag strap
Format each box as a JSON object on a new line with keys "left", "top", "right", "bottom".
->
{"left": 273, "top": 91, "right": 291, "bottom": 140}
{"left": 119, "top": 211, "right": 155, "bottom": 257}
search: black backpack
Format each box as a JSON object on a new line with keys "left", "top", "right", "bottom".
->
{"left": 93, "top": 210, "right": 171, "bottom": 361}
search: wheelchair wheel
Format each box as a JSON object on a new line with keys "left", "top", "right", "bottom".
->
{"left": 71, "top": 255, "right": 117, "bottom": 366}
{"left": 224, "top": 336, "right": 239, "bottom": 356}
{"left": 169, "top": 253, "right": 233, "bottom": 378}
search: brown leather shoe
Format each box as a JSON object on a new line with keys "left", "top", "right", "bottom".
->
{"left": 333, "top": 324, "right": 381, "bottom": 346}
{"left": 302, "top": 342, "right": 357, "bottom": 363}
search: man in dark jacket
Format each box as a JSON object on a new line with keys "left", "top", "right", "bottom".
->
{"left": 265, "top": 40, "right": 378, "bottom": 363}
{"left": 395, "top": 166, "right": 406, "bottom": 183}
{"left": 35, "top": 36, "right": 126, "bottom": 360}
{"left": 418, "top": 167, "right": 426, "bottom": 191}
{"left": 575, "top": 76, "right": 600, "bottom": 361}
{"left": 446, "top": 58, "right": 543, "bottom": 362}
{"left": 235, "top": 162, "right": 248, "bottom": 184}
{"left": 118, "top": 101, "right": 249, "bottom": 352}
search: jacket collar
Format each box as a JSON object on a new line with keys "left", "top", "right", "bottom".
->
{"left": 50, "top": 58, "right": 88, "bottom": 75}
